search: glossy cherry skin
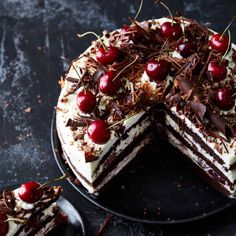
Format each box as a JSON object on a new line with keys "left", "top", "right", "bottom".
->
{"left": 207, "top": 61, "right": 227, "bottom": 82}
{"left": 0, "top": 211, "right": 8, "bottom": 236}
{"left": 177, "top": 38, "right": 196, "bottom": 57}
{"left": 76, "top": 90, "right": 96, "bottom": 113}
{"left": 121, "top": 25, "right": 130, "bottom": 33}
{"left": 96, "top": 46, "right": 121, "bottom": 65}
{"left": 99, "top": 71, "right": 119, "bottom": 95}
{"left": 18, "top": 181, "right": 43, "bottom": 203}
{"left": 210, "top": 33, "right": 229, "bottom": 54}
{"left": 145, "top": 59, "right": 170, "bottom": 82}
{"left": 215, "top": 87, "right": 234, "bottom": 110}
{"left": 87, "top": 120, "right": 111, "bottom": 144}
{"left": 160, "top": 22, "right": 182, "bottom": 39}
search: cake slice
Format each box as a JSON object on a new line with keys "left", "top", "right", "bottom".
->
{"left": 56, "top": 14, "right": 236, "bottom": 196}
{"left": 0, "top": 181, "right": 67, "bottom": 236}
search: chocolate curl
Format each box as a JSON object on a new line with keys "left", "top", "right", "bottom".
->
{"left": 66, "top": 118, "right": 87, "bottom": 128}
{"left": 172, "top": 93, "right": 181, "bottom": 103}
{"left": 178, "top": 79, "right": 193, "bottom": 94}
{"left": 130, "top": 18, "right": 163, "bottom": 43}
{"left": 178, "top": 79, "right": 207, "bottom": 121}
{"left": 207, "top": 112, "right": 233, "bottom": 138}
{"left": 190, "top": 101, "right": 206, "bottom": 121}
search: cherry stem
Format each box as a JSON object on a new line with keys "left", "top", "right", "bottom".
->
{"left": 113, "top": 55, "right": 139, "bottom": 81}
{"left": 181, "top": 16, "right": 186, "bottom": 41}
{"left": 109, "top": 112, "right": 138, "bottom": 129}
{"left": 220, "top": 15, "right": 236, "bottom": 40}
{"left": 156, "top": 1, "right": 174, "bottom": 26}
{"left": 77, "top": 32, "right": 106, "bottom": 51}
{"left": 61, "top": 57, "right": 81, "bottom": 79}
{"left": 220, "top": 30, "right": 231, "bottom": 65}
{"left": 4, "top": 218, "right": 27, "bottom": 224}
{"left": 37, "top": 174, "right": 68, "bottom": 190}
{"left": 134, "top": 0, "right": 144, "bottom": 21}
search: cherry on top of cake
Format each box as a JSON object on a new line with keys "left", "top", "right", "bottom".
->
{"left": 59, "top": 1, "right": 236, "bottom": 149}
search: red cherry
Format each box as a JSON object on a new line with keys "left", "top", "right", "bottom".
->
{"left": 0, "top": 212, "right": 8, "bottom": 236}
{"left": 215, "top": 87, "right": 234, "bottom": 110}
{"left": 177, "top": 37, "right": 196, "bottom": 57}
{"left": 207, "top": 61, "right": 227, "bottom": 82}
{"left": 96, "top": 46, "right": 121, "bottom": 65}
{"left": 145, "top": 59, "right": 170, "bottom": 82}
{"left": 87, "top": 120, "right": 111, "bottom": 144}
{"left": 99, "top": 71, "right": 119, "bottom": 95}
{"left": 76, "top": 90, "right": 96, "bottom": 113}
{"left": 160, "top": 22, "right": 182, "bottom": 39}
{"left": 18, "top": 181, "right": 43, "bottom": 203}
{"left": 210, "top": 33, "right": 229, "bottom": 53}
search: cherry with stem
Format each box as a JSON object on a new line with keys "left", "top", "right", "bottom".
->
{"left": 155, "top": 0, "right": 182, "bottom": 39}
{"left": 176, "top": 16, "right": 196, "bottom": 57}
{"left": 78, "top": 32, "right": 121, "bottom": 65}
{"left": 210, "top": 15, "right": 235, "bottom": 53}
{"left": 99, "top": 55, "right": 139, "bottom": 96}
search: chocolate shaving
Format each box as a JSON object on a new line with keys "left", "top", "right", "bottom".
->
{"left": 175, "top": 53, "right": 199, "bottom": 77}
{"left": 66, "top": 118, "right": 87, "bottom": 128}
{"left": 113, "top": 102, "right": 123, "bottom": 118}
{"left": 66, "top": 77, "right": 80, "bottom": 83}
{"left": 207, "top": 112, "right": 233, "bottom": 138}
{"left": 3, "top": 190, "right": 15, "bottom": 210}
{"left": 96, "top": 213, "right": 112, "bottom": 236}
{"left": 65, "top": 70, "right": 88, "bottom": 97}
{"left": 190, "top": 101, "right": 206, "bottom": 121}
{"left": 178, "top": 79, "right": 194, "bottom": 94}
{"left": 92, "top": 68, "right": 105, "bottom": 83}
{"left": 130, "top": 19, "right": 163, "bottom": 44}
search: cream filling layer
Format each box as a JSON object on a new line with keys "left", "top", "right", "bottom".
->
{"left": 166, "top": 114, "right": 236, "bottom": 183}
{"left": 170, "top": 107, "right": 236, "bottom": 168}
{"left": 60, "top": 115, "right": 152, "bottom": 184}
{"left": 166, "top": 130, "right": 233, "bottom": 194}
{"left": 6, "top": 203, "right": 56, "bottom": 236}
{"left": 67, "top": 136, "right": 151, "bottom": 194}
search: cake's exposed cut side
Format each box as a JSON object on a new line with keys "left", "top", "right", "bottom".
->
{"left": 56, "top": 13, "right": 236, "bottom": 196}
{"left": 0, "top": 183, "right": 67, "bottom": 236}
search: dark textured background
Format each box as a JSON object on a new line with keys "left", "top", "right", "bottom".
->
{"left": 0, "top": 0, "right": 236, "bottom": 235}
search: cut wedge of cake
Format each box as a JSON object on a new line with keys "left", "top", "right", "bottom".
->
{"left": 0, "top": 182, "right": 67, "bottom": 236}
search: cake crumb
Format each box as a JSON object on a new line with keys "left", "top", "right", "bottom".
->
{"left": 24, "top": 107, "right": 32, "bottom": 113}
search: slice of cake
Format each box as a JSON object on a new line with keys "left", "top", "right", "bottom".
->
{"left": 0, "top": 181, "right": 67, "bottom": 236}
{"left": 56, "top": 13, "right": 236, "bottom": 196}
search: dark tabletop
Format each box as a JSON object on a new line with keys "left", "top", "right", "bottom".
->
{"left": 0, "top": 0, "right": 236, "bottom": 235}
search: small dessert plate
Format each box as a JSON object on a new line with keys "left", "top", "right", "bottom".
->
{"left": 52, "top": 196, "right": 86, "bottom": 236}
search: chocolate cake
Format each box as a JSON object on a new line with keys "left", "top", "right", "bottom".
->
{"left": 56, "top": 13, "right": 236, "bottom": 196}
{"left": 0, "top": 182, "right": 67, "bottom": 236}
